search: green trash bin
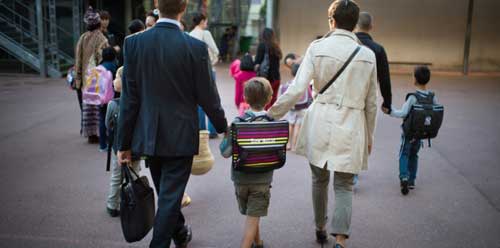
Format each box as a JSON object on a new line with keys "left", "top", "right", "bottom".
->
{"left": 239, "top": 36, "right": 253, "bottom": 53}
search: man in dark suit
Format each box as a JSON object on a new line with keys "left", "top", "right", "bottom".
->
{"left": 356, "top": 11, "right": 393, "bottom": 112}
{"left": 116, "top": 0, "right": 228, "bottom": 247}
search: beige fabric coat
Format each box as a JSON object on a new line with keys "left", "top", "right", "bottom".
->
{"left": 189, "top": 28, "right": 220, "bottom": 66}
{"left": 268, "top": 29, "right": 378, "bottom": 174}
{"left": 74, "top": 30, "right": 109, "bottom": 89}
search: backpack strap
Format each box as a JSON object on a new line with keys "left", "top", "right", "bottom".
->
{"left": 405, "top": 93, "right": 416, "bottom": 101}
{"left": 106, "top": 134, "right": 113, "bottom": 172}
{"left": 416, "top": 91, "right": 434, "bottom": 104}
{"left": 236, "top": 112, "right": 274, "bottom": 122}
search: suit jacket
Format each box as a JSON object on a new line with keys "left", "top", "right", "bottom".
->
{"left": 356, "top": 32, "right": 392, "bottom": 108}
{"left": 268, "top": 29, "right": 378, "bottom": 174}
{"left": 116, "top": 22, "right": 227, "bottom": 157}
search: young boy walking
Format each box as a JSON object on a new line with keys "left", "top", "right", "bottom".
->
{"left": 384, "top": 66, "right": 439, "bottom": 195}
{"left": 220, "top": 77, "right": 274, "bottom": 248}
{"left": 105, "top": 67, "right": 141, "bottom": 217}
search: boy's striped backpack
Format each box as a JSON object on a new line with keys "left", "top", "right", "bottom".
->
{"left": 231, "top": 113, "right": 289, "bottom": 173}
{"left": 82, "top": 65, "right": 114, "bottom": 105}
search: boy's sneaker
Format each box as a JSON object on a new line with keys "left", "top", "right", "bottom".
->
{"left": 408, "top": 181, "right": 415, "bottom": 190}
{"left": 316, "top": 229, "right": 328, "bottom": 244}
{"left": 400, "top": 179, "right": 409, "bottom": 195}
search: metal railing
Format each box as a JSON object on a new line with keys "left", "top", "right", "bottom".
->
{"left": 0, "top": 0, "right": 75, "bottom": 76}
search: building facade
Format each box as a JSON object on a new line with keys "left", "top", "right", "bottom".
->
{"left": 275, "top": 0, "right": 500, "bottom": 73}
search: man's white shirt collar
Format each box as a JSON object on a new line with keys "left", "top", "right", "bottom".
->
{"left": 156, "top": 18, "right": 181, "bottom": 29}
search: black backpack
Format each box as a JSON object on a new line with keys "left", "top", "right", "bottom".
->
{"left": 106, "top": 99, "right": 120, "bottom": 171}
{"left": 402, "top": 91, "right": 444, "bottom": 145}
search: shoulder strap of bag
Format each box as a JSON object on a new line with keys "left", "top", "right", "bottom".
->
{"left": 106, "top": 136, "right": 113, "bottom": 172}
{"left": 405, "top": 93, "right": 415, "bottom": 101}
{"left": 318, "top": 46, "right": 361, "bottom": 95}
{"left": 412, "top": 91, "right": 434, "bottom": 104}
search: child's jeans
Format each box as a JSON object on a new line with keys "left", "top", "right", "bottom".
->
{"left": 399, "top": 135, "right": 422, "bottom": 183}
{"left": 107, "top": 152, "right": 141, "bottom": 210}
{"left": 99, "top": 104, "right": 108, "bottom": 150}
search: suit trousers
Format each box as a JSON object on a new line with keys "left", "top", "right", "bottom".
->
{"left": 310, "top": 164, "right": 354, "bottom": 238}
{"left": 147, "top": 156, "right": 193, "bottom": 248}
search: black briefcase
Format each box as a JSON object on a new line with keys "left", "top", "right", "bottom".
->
{"left": 120, "top": 164, "right": 155, "bottom": 243}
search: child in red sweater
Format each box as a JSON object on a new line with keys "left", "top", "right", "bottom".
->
{"left": 231, "top": 54, "right": 257, "bottom": 116}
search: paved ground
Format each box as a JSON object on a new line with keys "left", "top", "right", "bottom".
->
{"left": 0, "top": 67, "right": 499, "bottom": 248}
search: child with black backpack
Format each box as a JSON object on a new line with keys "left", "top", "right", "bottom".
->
{"left": 384, "top": 66, "right": 443, "bottom": 195}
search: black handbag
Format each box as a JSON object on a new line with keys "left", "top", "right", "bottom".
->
{"left": 257, "top": 46, "right": 270, "bottom": 78}
{"left": 120, "top": 164, "right": 155, "bottom": 243}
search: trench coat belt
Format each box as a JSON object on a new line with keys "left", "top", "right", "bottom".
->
{"left": 314, "top": 94, "right": 364, "bottom": 110}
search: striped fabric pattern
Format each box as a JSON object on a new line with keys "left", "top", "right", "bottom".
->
{"left": 232, "top": 121, "right": 289, "bottom": 172}
{"left": 81, "top": 103, "right": 99, "bottom": 137}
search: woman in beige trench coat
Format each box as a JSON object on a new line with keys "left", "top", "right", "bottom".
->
{"left": 268, "top": 1, "right": 378, "bottom": 247}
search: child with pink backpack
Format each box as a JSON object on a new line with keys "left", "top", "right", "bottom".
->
{"left": 231, "top": 54, "right": 257, "bottom": 116}
{"left": 82, "top": 47, "right": 117, "bottom": 151}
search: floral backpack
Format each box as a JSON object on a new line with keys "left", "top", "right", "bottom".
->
{"left": 82, "top": 65, "right": 114, "bottom": 105}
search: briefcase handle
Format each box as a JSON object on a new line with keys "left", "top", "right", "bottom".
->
{"left": 122, "top": 163, "right": 137, "bottom": 183}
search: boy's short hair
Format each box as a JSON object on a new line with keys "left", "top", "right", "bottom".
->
{"left": 102, "top": 47, "right": 116, "bottom": 62}
{"left": 328, "top": 0, "right": 360, "bottom": 31}
{"left": 414, "top": 66, "right": 431, "bottom": 85}
{"left": 244, "top": 77, "right": 273, "bottom": 110}
{"left": 291, "top": 63, "right": 300, "bottom": 77}
{"left": 128, "top": 19, "right": 145, "bottom": 34}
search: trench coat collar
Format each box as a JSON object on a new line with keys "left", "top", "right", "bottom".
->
{"left": 324, "top": 28, "right": 361, "bottom": 44}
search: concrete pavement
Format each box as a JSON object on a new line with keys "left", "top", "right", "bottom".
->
{"left": 0, "top": 69, "right": 499, "bottom": 248}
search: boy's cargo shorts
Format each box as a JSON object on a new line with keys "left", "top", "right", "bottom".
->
{"left": 234, "top": 183, "right": 271, "bottom": 217}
